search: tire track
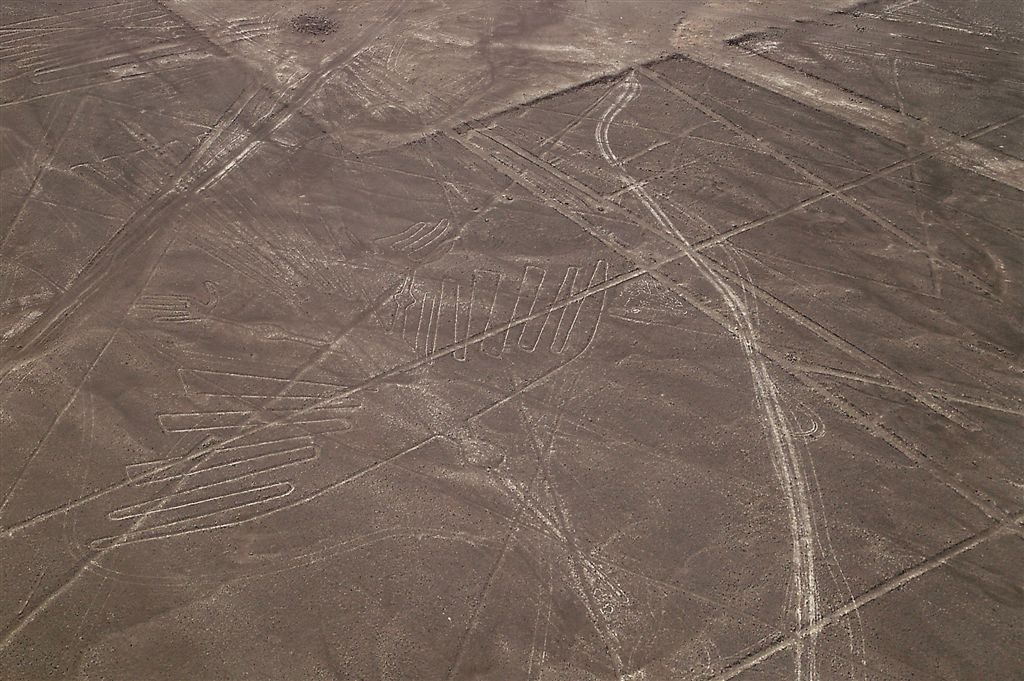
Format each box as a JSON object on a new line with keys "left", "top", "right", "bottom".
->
{"left": 594, "top": 73, "right": 823, "bottom": 681}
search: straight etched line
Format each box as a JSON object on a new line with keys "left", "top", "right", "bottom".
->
{"left": 707, "top": 516, "right": 1022, "bottom": 681}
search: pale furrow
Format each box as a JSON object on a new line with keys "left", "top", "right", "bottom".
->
{"left": 595, "top": 73, "right": 822, "bottom": 681}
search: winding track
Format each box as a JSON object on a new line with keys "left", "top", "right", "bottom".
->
{"left": 595, "top": 73, "right": 823, "bottom": 681}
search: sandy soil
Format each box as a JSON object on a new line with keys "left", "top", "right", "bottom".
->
{"left": 1, "top": 1, "right": 1022, "bottom": 679}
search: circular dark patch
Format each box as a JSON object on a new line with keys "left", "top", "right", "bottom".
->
{"left": 291, "top": 13, "right": 337, "bottom": 36}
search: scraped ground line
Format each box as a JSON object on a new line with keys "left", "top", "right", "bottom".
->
{"left": 708, "top": 515, "right": 1024, "bottom": 681}
{"left": 596, "top": 72, "right": 822, "bottom": 681}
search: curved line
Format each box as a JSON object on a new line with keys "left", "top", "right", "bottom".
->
{"left": 596, "top": 72, "right": 821, "bottom": 681}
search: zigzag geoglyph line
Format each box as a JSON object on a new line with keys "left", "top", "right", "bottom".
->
{"left": 92, "top": 435, "right": 321, "bottom": 549}
{"left": 0, "top": 263, "right": 627, "bottom": 543}
{"left": 389, "top": 260, "right": 609, "bottom": 362}
{"left": 99, "top": 259, "right": 612, "bottom": 547}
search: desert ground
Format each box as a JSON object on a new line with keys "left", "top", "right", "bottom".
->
{"left": 1, "top": 1, "right": 1022, "bottom": 679}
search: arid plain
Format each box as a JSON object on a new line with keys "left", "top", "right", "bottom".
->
{"left": 1, "top": 1, "right": 1022, "bottom": 679}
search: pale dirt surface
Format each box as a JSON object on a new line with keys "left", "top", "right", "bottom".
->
{"left": 1, "top": 1, "right": 1022, "bottom": 680}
